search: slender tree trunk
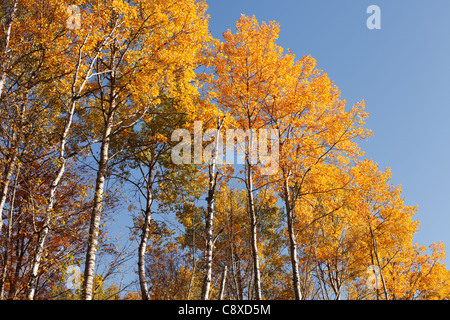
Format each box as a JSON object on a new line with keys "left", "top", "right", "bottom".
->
{"left": 9, "top": 240, "right": 24, "bottom": 299}
{"left": 83, "top": 36, "right": 119, "bottom": 299}
{"left": 186, "top": 229, "right": 196, "bottom": 300}
{"left": 201, "top": 167, "right": 215, "bottom": 300}
{"left": 0, "top": 164, "right": 20, "bottom": 299}
{"left": 201, "top": 118, "right": 223, "bottom": 300}
{"left": 0, "top": 92, "right": 25, "bottom": 232}
{"left": 138, "top": 166, "right": 154, "bottom": 300}
{"left": 246, "top": 161, "right": 262, "bottom": 300}
{"left": 82, "top": 117, "right": 113, "bottom": 300}
{"left": 0, "top": 0, "right": 17, "bottom": 99}
{"left": 236, "top": 255, "right": 243, "bottom": 300}
{"left": 201, "top": 172, "right": 215, "bottom": 298}
{"left": 0, "top": 151, "right": 17, "bottom": 232}
{"left": 369, "top": 223, "right": 388, "bottom": 300}
{"left": 26, "top": 33, "right": 112, "bottom": 299}
{"left": 27, "top": 99, "right": 78, "bottom": 299}
{"left": 228, "top": 203, "right": 241, "bottom": 300}
{"left": 283, "top": 178, "right": 302, "bottom": 300}
{"left": 218, "top": 265, "right": 228, "bottom": 300}
{"left": 28, "top": 225, "right": 53, "bottom": 299}
{"left": 26, "top": 159, "right": 67, "bottom": 299}
{"left": 315, "top": 256, "right": 327, "bottom": 300}
{"left": 0, "top": 96, "right": 26, "bottom": 258}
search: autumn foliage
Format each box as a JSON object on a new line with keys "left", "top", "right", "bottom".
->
{"left": 0, "top": 0, "right": 449, "bottom": 300}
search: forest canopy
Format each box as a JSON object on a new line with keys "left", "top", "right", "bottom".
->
{"left": 0, "top": 0, "right": 448, "bottom": 300}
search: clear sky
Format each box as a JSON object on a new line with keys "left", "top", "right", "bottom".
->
{"left": 205, "top": 0, "right": 450, "bottom": 261}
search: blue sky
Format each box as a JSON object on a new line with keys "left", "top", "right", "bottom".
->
{"left": 205, "top": 0, "right": 450, "bottom": 260}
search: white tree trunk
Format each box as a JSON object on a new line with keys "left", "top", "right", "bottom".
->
{"left": 26, "top": 37, "right": 104, "bottom": 298}
{"left": 0, "top": 0, "right": 17, "bottom": 99}
{"left": 0, "top": 164, "right": 20, "bottom": 299}
{"left": 369, "top": 223, "right": 389, "bottom": 300}
{"left": 283, "top": 177, "right": 302, "bottom": 300}
{"left": 0, "top": 152, "right": 17, "bottom": 233}
{"left": 82, "top": 35, "right": 119, "bottom": 299}
{"left": 246, "top": 162, "right": 262, "bottom": 300}
{"left": 218, "top": 265, "right": 228, "bottom": 300}
{"left": 138, "top": 167, "right": 153, "bottom": 300}
{"left": 83, "top": 119, "right": 113, "bottom": 300}
{"left": 0, "top": 90, "right": 24, "bottom": 233}
{"left": 26, "top": 99, "right": 77, "bottom": 299}
{"left": 201, "top": 118, "right": 224, "bottom": 300}
{"left": 201, "top": 172, "right": 215, "bottom": 300}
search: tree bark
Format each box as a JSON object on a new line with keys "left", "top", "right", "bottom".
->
{"left": 27, "top": 98, "right": 77, "bottom": 299}
{"left": 82, "top": 117, "right": 113, "bottom": 300}
{"left": 186, "top": 229, "right": 197, "bottom": 300}
{"left": 246, "top": 161, "right": 262, "bottom": 300}
{"left": 369, "top": 223, "right": 389, "bottom": 300}
{"left": 200, "top": 166, "right": 215, "bottom": 300}
{"left": 218, "top": 265, "right": 228, "bottom": 300}
{"left": 138, "top": 166, "right": 154, "bottom": 300}
{"left": 27, "top": 36, "right": 103, "bottom": 298}
{"left": 0, "top": 164, "right": 20, "bottom": 299}
{"left": 283, "top": 177, "right": 302, "bottom": 300}
{"left": 0, "top": 151, "right": 17, "bottom": 232}
{"left": 82, "top": 35, "right": 119, "bottom": 300}
{"left": 201, "top": 118, "right": 223, "bottom": 300}
{"left": 0, "top": 90, "right": 25, "bottom": 233}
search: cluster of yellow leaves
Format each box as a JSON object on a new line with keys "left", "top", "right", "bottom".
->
{"left": 194, "top": 14, "right": 450, "bottom": 300}
{"left": 293, "top": 159, "right": 450, "bottom": 299}
{"left": 2, "top": 0, "right": 448, "bottom": 301}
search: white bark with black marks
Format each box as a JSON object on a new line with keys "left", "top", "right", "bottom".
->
{"left": 246, "top": 161, "right": 262, "bottom": 300}
{"left": 138, "top": 166, "right": 154, "bottom": 300}
{"left": 201, "top": 118, "right": 224, "bottom": 300}
{"left": 83, "top": 117, "right": 113, "bottom": 300}
{"left": 283, "top": 177, "right": 302, "bottom": 300}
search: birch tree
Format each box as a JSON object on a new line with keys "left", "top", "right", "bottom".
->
{"left": 26, "top": 4, "right": 120, "bottom": 298}
{"left": 201, "top": 117, "right": 224, "bottom": 300}
{"left": 79, "top": 0, "right": 209, "bottom": 300}
{"left": 207, "top": 15, "right": 287, "bottom": 300}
